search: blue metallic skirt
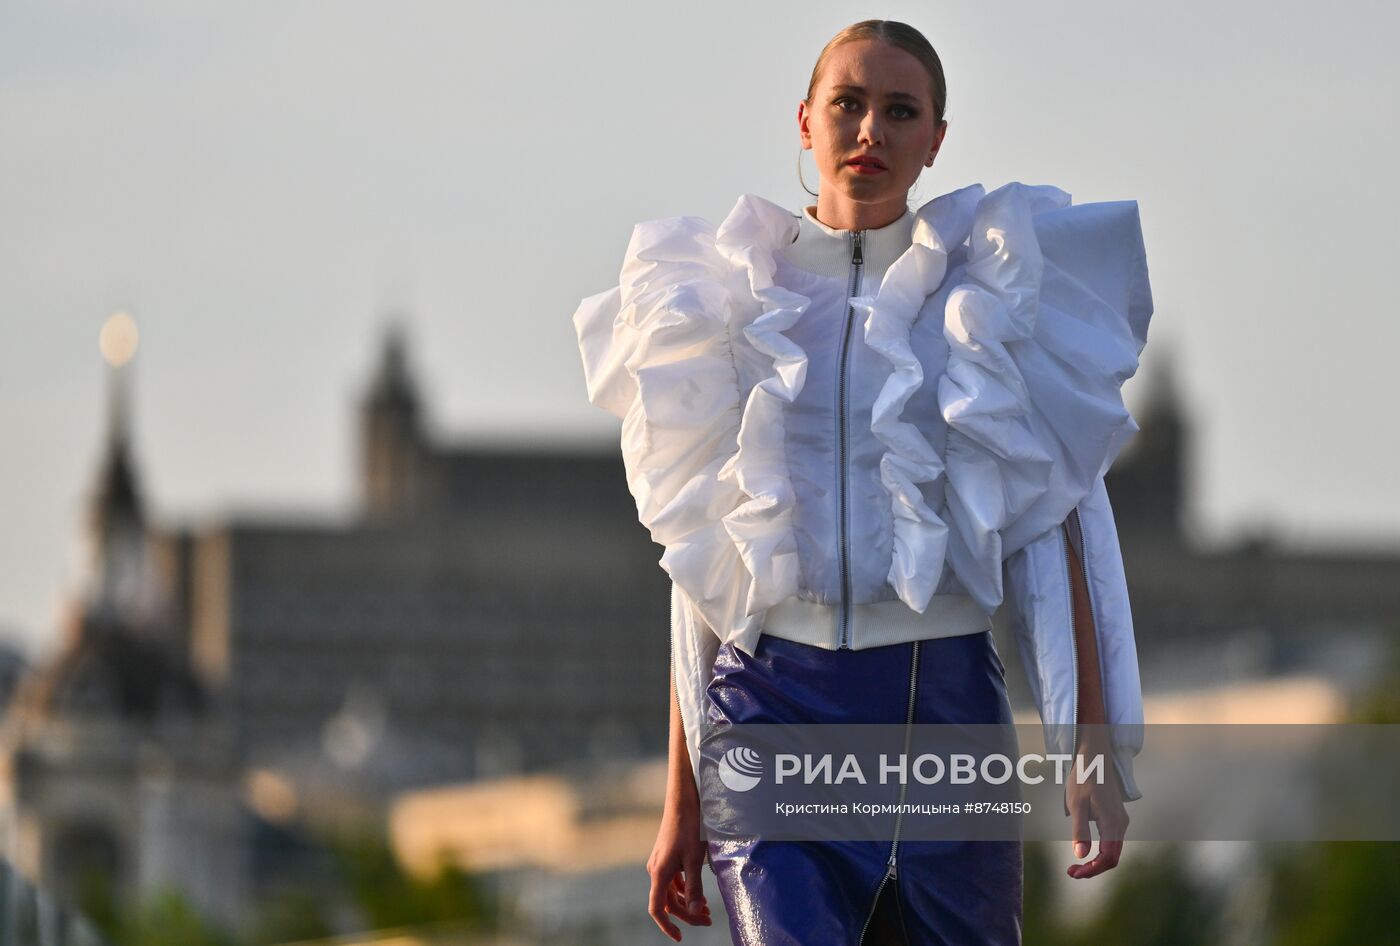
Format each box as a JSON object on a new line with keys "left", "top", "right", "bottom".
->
{"left": 702, "top": 630, "right": 1023, "bottom": 946}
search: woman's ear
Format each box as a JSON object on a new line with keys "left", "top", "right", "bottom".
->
{"left": 929, "top": 119, "right": 949, "bottom": 161}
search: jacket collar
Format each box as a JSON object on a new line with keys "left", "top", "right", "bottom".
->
{"left": 782, "top": 203, "right": 916, "bottom": 278}
{"left": 715, "top": 184, "right": 989, "bottom": 280}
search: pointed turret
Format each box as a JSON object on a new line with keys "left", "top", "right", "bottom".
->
{"left": 360, "top": 319, "right": 427, "bottom": 520}
{"left": 82, "top": 312, "right": 157, "bottom": 627}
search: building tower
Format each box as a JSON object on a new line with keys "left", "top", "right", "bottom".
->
{"left": 360, "top": 322, "right": 426, "bottom": 521}
{"left": 0, "top": 313, "right": 244, "bottom": 928}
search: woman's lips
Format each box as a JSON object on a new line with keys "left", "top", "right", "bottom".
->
{"left": 847, "top": 160, "right": 886, "bottom": 175}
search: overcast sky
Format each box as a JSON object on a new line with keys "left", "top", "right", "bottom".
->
{"left": 2, "top": 0, "right": 1397, "bottom": 657}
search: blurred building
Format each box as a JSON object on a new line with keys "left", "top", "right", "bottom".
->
{"left": 0, "top": 366, "right": 247, "bottom": 928}
{"left": 386, "top": 757, "right": 738, "bottom": 945}
{"left": 1088, "top": 347, "right": 1400, "bottom": 696}
{"left": 0, "top": 644, "right": 28, "bottom": 718}
{"left": 187, "top": 325, "right": 669, "bottom": 792}
{"left": 0, "top": 322, "right": 668, "bottom": 931}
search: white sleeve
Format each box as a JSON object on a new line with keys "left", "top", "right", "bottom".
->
{"left": 1002, "top": 473, "right": 1144, "bottom": 806}
{"left": 671, "top": 581, "right": 721, "bottom": 786}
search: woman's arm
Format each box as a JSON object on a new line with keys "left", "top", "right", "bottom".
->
{"left": 1063, "top": 511, "right": 1130, "bottom": 878}
{"left": 667, "top": 670, "right": 703, "bottom": 810}
{"left": 645, "top": 663, "right": 713, "bottom": 940}
{"left": 1066, "top": 513, "right": 1108, "bottom": 735}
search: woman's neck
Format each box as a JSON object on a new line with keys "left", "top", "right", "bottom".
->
{"left": 811, "top": 194, "right": 910, "bottom": 232}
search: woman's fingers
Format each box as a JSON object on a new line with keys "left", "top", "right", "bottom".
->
{"left": 1068, "top": 792, "right": 1092, "bottom": 860}
{"left": 648, "top": 805, "right": 715, "bottom": 941}
{"left": 1067, "top": 838, "right": 1123, "bottom": 878}
{"left": 648, "top": 866, "right": 681, "bottom": 941}
{"left": 649, "top": 865, "right": 712, "bottom": 941}
{"left": 1066, "top": 790, "right": 1130, "bottom": 879}
{"left": 667, "top": 872, "right": 712, "bottom": 925}
{"left": 682, "top": 853, "right": 710, "bottom": 917}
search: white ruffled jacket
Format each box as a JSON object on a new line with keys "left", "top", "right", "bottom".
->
{"left": 573, "top": 182, "right": 1151, "bottom": 800}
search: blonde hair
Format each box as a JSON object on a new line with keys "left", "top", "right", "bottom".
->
{"left": 805, "top": 20, "right": 948, "bottom": 125}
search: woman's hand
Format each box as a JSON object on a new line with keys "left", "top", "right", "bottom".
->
{"left": 647, "top": 783, "right": 713, "bottom": 941}
{"left": 1064, "top": 737, "right": 1130, "bottom": 879}
{"left": 652, "top": 666, "right": 713, "bottom": 941}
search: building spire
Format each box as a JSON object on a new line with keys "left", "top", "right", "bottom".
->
{"left": 83, "top": 312, "right": 153, "bottom": 625}
{"left": 95, "top": 364, "right": 143, "bottom": 528}
{"left": 360, "top": 318, "right": 428, "bottom": 520}
{"left": 367, "top": 320, "right": 419, "bottom": 413}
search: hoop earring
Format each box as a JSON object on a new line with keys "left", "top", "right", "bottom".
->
{"left": 797, "top": 147, "right": 818, "bottom": 198}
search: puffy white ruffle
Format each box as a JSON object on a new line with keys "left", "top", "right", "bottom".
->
{"left": 850, "top": 183, "right": 983, "bottom": 613}
{"left": 572, "top": 196, "right": 812, "bottom": 657}
{"left": 573, "top": 182, "right": 1152, "bottom": 648}
{"left": 938, "top": 183, "right": 1150, "bottom": 615}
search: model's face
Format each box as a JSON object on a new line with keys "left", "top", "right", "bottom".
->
{"left": 799, "top": 40, "right": 947, "bottom": 209}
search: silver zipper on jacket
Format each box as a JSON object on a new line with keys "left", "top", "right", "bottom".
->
{"left": 837, "top": 231, "right": 864, "bottom": 649}
{"left": 858, "top": 639, "right": 920, "bottom": 945}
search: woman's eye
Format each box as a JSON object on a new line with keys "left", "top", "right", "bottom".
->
{"left": 834, "top": 98, "right": 917, "bottom": 119}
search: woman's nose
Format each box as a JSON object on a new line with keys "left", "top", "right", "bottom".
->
{"left": 859, "top": 112, "right": 885, "bottom": 146}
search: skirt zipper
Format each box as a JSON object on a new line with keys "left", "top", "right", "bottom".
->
{"left": 837, "top": 230, "right": 864, "bottom": 649}
{"left": 857, "top": 638, "right": 920, "bottom": 945}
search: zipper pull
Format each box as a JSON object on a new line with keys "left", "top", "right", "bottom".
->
{"left": 853, "top": 231, "right": 864, "bottom": 265}
{"left": 885, "top": 853, "right": 898, "bottom": 879}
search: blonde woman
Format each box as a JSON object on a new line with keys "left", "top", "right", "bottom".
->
{"left": 574, "top": 19, "right": 1150, "bottom": 945}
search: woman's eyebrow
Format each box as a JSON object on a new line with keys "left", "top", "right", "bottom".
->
{"left": 830, "top": 84, "right": 921, "bottom": 103}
